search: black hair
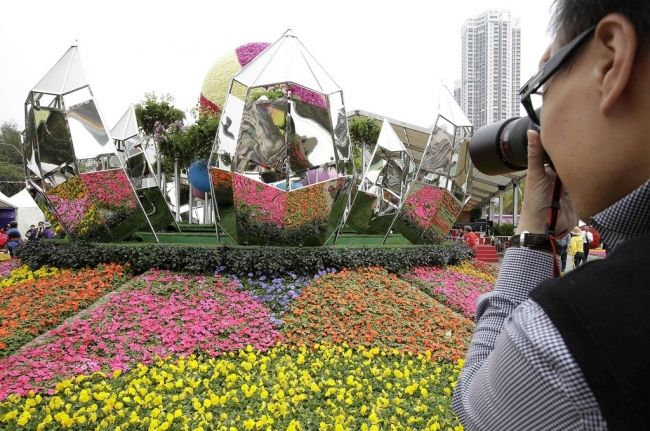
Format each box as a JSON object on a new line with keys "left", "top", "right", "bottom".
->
{"left": 552, "top": 0, "right": 650, "bottom": 44}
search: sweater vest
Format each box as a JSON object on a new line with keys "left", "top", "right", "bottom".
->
{"left": 530, "top": 233, "right": 650, "bottom": 430}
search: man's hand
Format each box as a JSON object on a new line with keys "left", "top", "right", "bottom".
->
{"left": 515, "top": 130, "right": 578, "bottom": 236}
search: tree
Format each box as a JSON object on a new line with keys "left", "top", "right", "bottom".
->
{"left": 0, "top": 121, "right": 23, "bottom": 165}
{"left": 153, "top": 106, "right": 220, "bottom": 222}
{"left": 135, "top": 93, "right": 185, "bottom": 183}
{"left": 135, "top": 93, "right": 185, "bottom": 137}
{"left": 501, "top": 179, "right": 526, "bottom": 214}
{"left": 176, "top": 107, "right": 220, "bottom": 169}
{"left": 348, "top": 117, "right": 381, "bottom": 176}
{"left": 0, "top": 121, "right": 25, "bottom": 196}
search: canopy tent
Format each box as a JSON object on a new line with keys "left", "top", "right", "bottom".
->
{"left": 0, "top": 191, "right": 17, "bottom": 235}
{"left": 9, "top": 189, "right": 46, "bottom": 236}
{"left": 346, "top": 110, "right": 527, "bottom": 214}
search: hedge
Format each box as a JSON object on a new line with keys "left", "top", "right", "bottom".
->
{"left": 15, "top": 240, "right": 474, "bottom": 276}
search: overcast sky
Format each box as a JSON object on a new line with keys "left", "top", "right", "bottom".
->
{"left": 0, "top": 0, "right": 554, "bottom": 131}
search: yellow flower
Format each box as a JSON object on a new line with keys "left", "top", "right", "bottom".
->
{"left": 78, "top": 390, "right": 91, "bottom": 403}
{"left": 17, "top": 412, "right": 30, "bottom": 426}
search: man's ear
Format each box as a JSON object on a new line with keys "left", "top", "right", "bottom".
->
{"left": 593, "top": 13, "right": 638, "bottom": 114}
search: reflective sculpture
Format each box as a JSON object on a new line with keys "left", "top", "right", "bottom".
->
{"left": 346, "top": 119, "right": 416, "bottom": 235}
{"left": 200, "top": 42, "right": 270, "bottom": 114}
{"left": 208, "top": 30, "right": 353, "bottom": 245}
{"left": 392, "top": 87, "right": 474, "bottom": 244}
{"left": 111, "top": 106, "right": 177, "bottom": 236}
{"left": 23, "top": 45, "right": 152, "bottom": 241}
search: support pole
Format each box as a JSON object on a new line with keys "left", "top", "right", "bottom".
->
{"left": 513, "top": 180, "right": 520, "bottom": 227}
{"left": 498, "top": 185, "right": 505, "bottom": 226}
{"left": 203, "top": 195, "right": 209, "bottom": 224}
{"left": 188, "top": 182, "right": 193, "bottom": 224}
{"left": 174, "top": 159, "right": 181, "bottom": 222}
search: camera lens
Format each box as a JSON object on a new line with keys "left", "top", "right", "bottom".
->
{"left": 469, "top": 116, "right": 542, "bottom": 175}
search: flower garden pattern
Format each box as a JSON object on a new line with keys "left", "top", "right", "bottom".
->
{"left": 0, "top": 257, "right": 496, "bottom": 430}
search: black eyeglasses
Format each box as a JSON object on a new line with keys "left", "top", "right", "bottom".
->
{"left": 519, "top": 26, "right": 596, "bottom": 125}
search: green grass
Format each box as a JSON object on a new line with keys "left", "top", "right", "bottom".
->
{"left": 132, "top": 230, "right": 413, "bottom": 247}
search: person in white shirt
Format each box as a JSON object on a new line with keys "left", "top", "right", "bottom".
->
{"left": 582, "top": 226, "right": 594, "bottom": 261}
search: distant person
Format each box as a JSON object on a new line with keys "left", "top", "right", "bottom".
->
{"left": 556, "top": 231, "right": 571, "bottom": 272}
{"left": 6, "top": 221, "right": 22, "bottom": 257}
{"left": 41, "top": 222, "right": 55, "bottom": 239}
{"left": 569, "top": 227, "right": 585, "bottom": 268}
{"left": 26, "top": 224, "right": 37, "bottom": 241}
{"left": 35, "top": 221, "right": 46, "bottom": 239}
{"left": 462, "top": 225, "right": 479, "bottom": 248}
{"left": 582, "top": 225, "right": 594, "bottom": 261}
{"left": 0, "top": 228, "right": 8, "bottom": 249}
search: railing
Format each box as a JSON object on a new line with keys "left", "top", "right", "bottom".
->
{"left": 492, "top": 236, "right": 511, "bottom": 255}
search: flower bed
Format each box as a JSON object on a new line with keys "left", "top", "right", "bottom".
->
{"left": 405, "top": 263, "right": 494, "bottom": 319}
{"left": 0, "top": 264, "right": 127, "bottom": 357}
{"left": 230, "top": 269, "right": 334, "bottom": 319}
{"left": 0, "top": 264, "right": 61, "bottom": 289}
{"left": 0, "top": 260, "right": 20, "bottom": 279}
{"left": 0, "top": 344, "right": 464, "bottom": 430}
{"left": 0, "top": 271, "right": 281, "bottom": 398}
{"left": 0, "top": 246, "right": 500, "bottom": 429}
{"left": 283, "top": 267, "right": 473, "bottom": 361}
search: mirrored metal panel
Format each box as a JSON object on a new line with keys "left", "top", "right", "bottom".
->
{"left": 23, "top": 45, "right": 152, "bottom": 242}
{"left": 236, "top": 89, "right": 288, "bottom": 174}
{"left": 392, "top": 106, "right": 474, "bottom": 244}
{"left": 289, "top": 95, "right": 335, "bottom": 173}
{"left": 209, "top": 167, "right": 237, "bottom": 243}
{"left": 329, "top": 91, "right": 351, "bottom": 161}
{"left": 67, "top": 100, "right": 112, "bottom": 160}
{"left": 111, "top": 106, "right": 176, "bottom": 235}
{"left": 346, "top": 119, "right": 416, "bottom": 235}
{"left": 25, "top": 106, "right": 76, "bottom": 177}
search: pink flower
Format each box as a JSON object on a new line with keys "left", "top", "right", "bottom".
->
{"left": 0, "top": 271, "right": 282, "bottom": 399}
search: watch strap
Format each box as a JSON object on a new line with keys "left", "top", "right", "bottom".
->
{"left": 509, "top": 233, "right": 557, "bottom": 252}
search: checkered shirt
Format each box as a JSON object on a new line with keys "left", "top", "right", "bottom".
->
{"left": 452, "top": 179, "right": 650, "bottom": 430}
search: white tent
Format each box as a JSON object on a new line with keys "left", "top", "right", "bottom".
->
{"left": 9, "top": 189, "right": 45, "bottom": 235}
{"left": 0, "top": 191, "right": 15, "bottom": 209}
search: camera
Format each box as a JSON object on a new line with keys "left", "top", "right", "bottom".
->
{"left": 469, "top": 116, "right": 548, "bottom": 175}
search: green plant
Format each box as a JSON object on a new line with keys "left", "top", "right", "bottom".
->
{"left": 15, "top": 240, "right": 473, "bottom": 277}
{"left": 134, "top": 93, "right": 185, "bottom": 137}
{"left": 493, "top": 223, "right": 515, "bottom": 236}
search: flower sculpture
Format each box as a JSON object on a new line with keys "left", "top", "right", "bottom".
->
{"left": 200, "top": 43, "right": 270, "bottom": 114}
{"left": 207, "top": 31, "right": 353, "bottom": 246}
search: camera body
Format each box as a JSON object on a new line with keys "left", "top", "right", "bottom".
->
{"left": 469, "top": 116, "right": 547, "bottom": 175}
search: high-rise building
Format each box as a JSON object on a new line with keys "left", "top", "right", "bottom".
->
{"left": 453, "top": 79, "right": 462, "bottom": 107}
{"left": 461, "top": 10, "right": 521, "bottom": 128}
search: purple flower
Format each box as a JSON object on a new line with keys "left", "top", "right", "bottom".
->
{"left": 236, "top": 42, "right": 271, "bottom": 67}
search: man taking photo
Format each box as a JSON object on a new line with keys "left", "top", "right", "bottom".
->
{"left": 453, "top": 1, "right": 650, "bottom": 429}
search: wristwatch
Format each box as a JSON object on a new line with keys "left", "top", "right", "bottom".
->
{"left": 509, "top": 231, "right": 557, "bottom": 252}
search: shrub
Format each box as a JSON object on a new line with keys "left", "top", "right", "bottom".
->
{"left": 15, "top": 240, "right": 473, "bottom": 276}
{"left": 493, "top": 223, "right": 515, "bottom": 236}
